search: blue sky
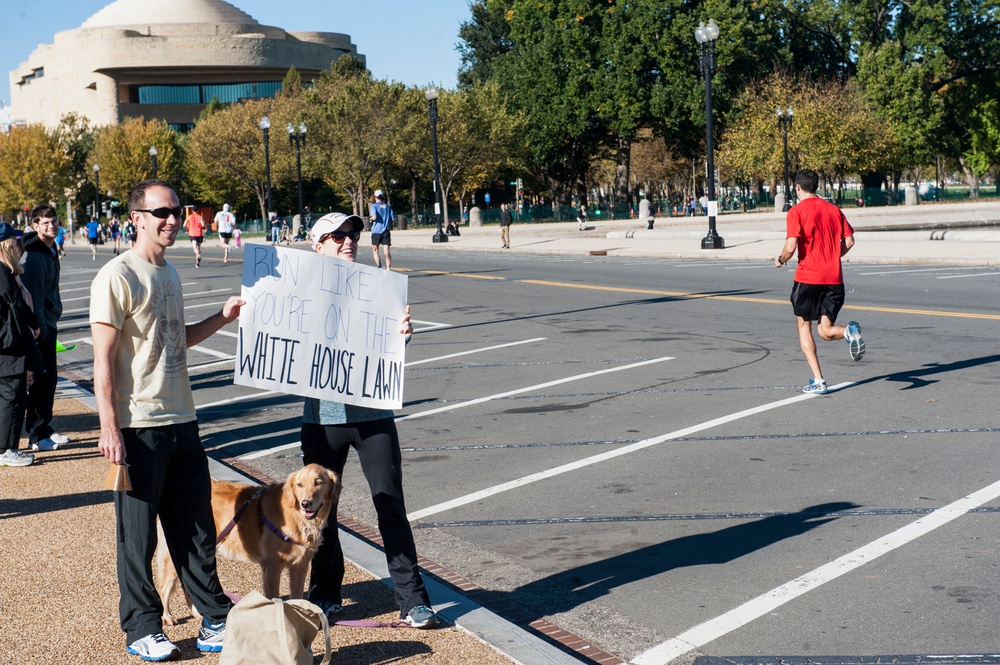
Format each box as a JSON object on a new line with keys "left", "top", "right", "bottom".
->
{"left": 3, "top": 0, "right": 471, "bottom": 108}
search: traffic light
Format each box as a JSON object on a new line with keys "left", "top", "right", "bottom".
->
{"left": 101, "top": 201, "right": 108, "bottom": 215}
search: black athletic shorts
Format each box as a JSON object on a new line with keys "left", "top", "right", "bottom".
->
{"left": 220, "top": 232, "right": 233, "bottom": 241}
{"left": 371, "top": 230, "right": 391, "bottom": 247}
{"left": 790, "top": 282, "right": 845, "bottom": 322}
{"left": 190, "top": 236, "right": 204, "bottom": 246}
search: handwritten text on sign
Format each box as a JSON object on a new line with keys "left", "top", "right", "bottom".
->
{"left": 235, "top": 244, "right": 408, "bottom": 409}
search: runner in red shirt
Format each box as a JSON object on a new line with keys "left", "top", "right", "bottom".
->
{"left": 184, "top": 206, "right": 205, "bottom": 267}
{"left": 775, "top": 169, "right": 865, "bottom": 395}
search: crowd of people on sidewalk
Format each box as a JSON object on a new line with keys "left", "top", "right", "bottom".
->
{"left": 0, "top": 183, "right": 438, "bottom": 663}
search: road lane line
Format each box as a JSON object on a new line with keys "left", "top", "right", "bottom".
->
{"left": 397, "top": 356, "right": 673, "bottom": 424}
{"left": 518, "top": 279, "right": 1000, "bottom": 320}
{"left": 190, "top": 344, "right": 233, "bottom": 359}
{"left": 240, "top": 441, "right": 302, "bottom": 460}
{"left": 406, "top": 381, "right": 845, "bottom": 521}
{"left": 633, "top": 474, "right": 1000, "bottom": 664}
{"left": 195, "top": 390, "right": 281, "bottom": 410}
{"left": 937, "top": 272, "right": 998, "bottom": 279}
{"left": 406, "top": 338, "right": 547, "bottom": 366}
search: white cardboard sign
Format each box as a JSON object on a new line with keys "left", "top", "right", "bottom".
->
{"left": 235, "top": 244, "right": 408, "bottom": 410}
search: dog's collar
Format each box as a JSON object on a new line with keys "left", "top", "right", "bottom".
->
{"left": 262, "top": 513, "right": 304, "bottom": 547}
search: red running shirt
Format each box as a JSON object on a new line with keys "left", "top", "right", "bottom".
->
{"left": 785, "top": 197, "right": 854, "bottom": 285}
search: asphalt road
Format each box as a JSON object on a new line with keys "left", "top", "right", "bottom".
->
{"left": 59, "top": 241, "right": 1000, "bottom": 664}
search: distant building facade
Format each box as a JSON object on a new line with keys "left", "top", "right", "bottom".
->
{"left": 9, "top": 0, "right": 364, "bottom": 130}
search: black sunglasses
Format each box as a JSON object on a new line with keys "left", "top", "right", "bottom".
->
{"left": 320, "top": 230, "right": 361, "bottom": 243}
{"left": 135, "top": 206, "right": 184, "bottom": 219}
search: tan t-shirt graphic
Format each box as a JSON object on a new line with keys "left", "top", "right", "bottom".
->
{"left": 90, "top": 251, "right": 196, "bottom": 427}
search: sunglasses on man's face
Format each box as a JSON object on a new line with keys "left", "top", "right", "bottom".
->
{"left": 320, "top": 230, "right": 361, "bottom": 244}
{"left": 135, "top": 206, "right": 183, "bottom": 219}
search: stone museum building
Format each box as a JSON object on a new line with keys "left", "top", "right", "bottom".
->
{"left": 9, "top": 0, "right": 363, "bottom": 129}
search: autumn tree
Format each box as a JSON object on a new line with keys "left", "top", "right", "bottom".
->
{"left": 90, "top": 117, "right": 182, "bottom": 204}
{"left": 305, "top": 61, "right": 424, "bottom": 216}
{"left": 433, "top": 81, "right": 526, "bottom": 225}
{"left": 186, "top": 95, "right": 306, "bottom": 220}
{"left": 0, "top": 125, "right": 70, "bottom": 218}
{"left": 717, "top": 74, "right": 896, "bottom": 203}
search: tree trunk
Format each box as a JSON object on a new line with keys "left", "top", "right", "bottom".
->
{"left": 614, "top": 137, "right": 630, "bottom": 212}
{"left": 958, "top": 156, "right": 980, "bottom": 199}
{"left": 410, "top": 176, "right": 418, "bottom": 224}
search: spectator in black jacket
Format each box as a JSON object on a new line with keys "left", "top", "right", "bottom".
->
{"left": 21, "top": 205, "right": 65, "bottom": 452}
{"left": 0, "top": 223, "right": 39, "bottom": 467}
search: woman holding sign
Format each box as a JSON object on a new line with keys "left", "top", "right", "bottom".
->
{"left": 300, "top": 212, "right": 439, "bottom": 629}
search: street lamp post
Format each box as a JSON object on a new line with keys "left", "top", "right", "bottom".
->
{"left": 288, "top": 121, "right": 307, "bottom": 226}
{"left": 777, "top": 107, "right": 794, "bottom": 211}
{"left": 695, "top": 19, "right": 724, "bottom": 250}
{"left": 93, "top": 163, "right": 101, "bottom": 221}
{"left": 149, "top": 145, "right": 158, "bottom": 179}
{"left": 424, "top": 85, "right": 448, "bottom": 243}
{"left": 260, "top": 116, "right": 273, "bottom": 216}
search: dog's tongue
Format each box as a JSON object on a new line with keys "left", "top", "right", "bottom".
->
{"left": 304, "top": 509, "right": 317, "bottom": 520}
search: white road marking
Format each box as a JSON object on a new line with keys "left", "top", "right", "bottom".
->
{"left": 190, "top": 344, "right": 234, "bottom": 359}
{"left": 406, "top": 338, "right": 547, "bottom": 366}
{"left": 397, "top": 356, "right": 673, "bottom": 424}
{"left": 195, "top": 390, "right": 281, "bottom": 410}
{"left": 240, "top": 440, "right": 302, "bottom": 460}
{"left": 858, "top": 266, "right": 981, "bottom": 276}
{"left": 406, "top": 383, "right": 851, "bottom": 522}
{"left": 633, "top": 474, "right": 1000, "bottom": 664}
{"left": 936, "top": 272, "right": 998, "bottom": 279}
{"left": 413, "top": 319, "right": 451, "bottom": 332}
{"left": 59, "top": 336, "right": 92, "bottom": 346}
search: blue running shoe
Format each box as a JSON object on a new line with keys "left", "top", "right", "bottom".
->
{"left": 803, "top": 379, "right": 828, "bottom": 395}
{"left": 845, "top": 321, "right": 865, "bottom": 361}
{"left": 196, "top": 617, "right": 225, "bottom": 652}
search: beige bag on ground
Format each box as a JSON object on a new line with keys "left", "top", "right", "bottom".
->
{"left": 219, "top": 590, "right": 332, "bottom": 665}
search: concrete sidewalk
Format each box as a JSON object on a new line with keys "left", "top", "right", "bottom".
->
{"left": 388, "top": 200, "right": 1000, "bottom": 266}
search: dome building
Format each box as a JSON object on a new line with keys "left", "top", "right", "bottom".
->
{"left": 9, "top": 0, "right": 363, "bottom": 129}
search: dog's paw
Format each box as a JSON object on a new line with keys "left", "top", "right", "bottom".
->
{"left": 162, "top": 613, "right": 179, "bottom": 627}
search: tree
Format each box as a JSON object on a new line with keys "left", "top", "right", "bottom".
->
{"left": 0, "top": 125, "right": 70, "bottom": 219}
{"left": 186, "top": 96, "right": 305, "bottom": 220}
{"left": 717, "top": 73, "right": 896, "bottom": 203}
{"left": 434, "top": 81, "right": 526, "bottom": 225}
{"left": 305, "top": 65, "right": 424, "bottom": 216}
{"left": 90, "top": 117, "right": 182, "bottom": 203}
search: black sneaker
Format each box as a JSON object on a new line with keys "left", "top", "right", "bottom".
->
{"left": 196, "top": 617, "right": 225, "bottom": 652}
{"left": 312, "top": 599, "right": 343, "bottom": 618}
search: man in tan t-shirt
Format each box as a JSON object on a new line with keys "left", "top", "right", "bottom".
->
{"left": 90, "top": 179, "right": 245, "bottom": 661}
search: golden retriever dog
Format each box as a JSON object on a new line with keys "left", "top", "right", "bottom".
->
{"left": 156, "top": 463, "right": 339, "bottom": 625}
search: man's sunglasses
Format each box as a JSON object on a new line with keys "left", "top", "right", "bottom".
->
{"left": 134, "top": 206, "right": 184, "bottom": 219}
{"left": 320, "top": 230, "right": 361, "bottom": 243}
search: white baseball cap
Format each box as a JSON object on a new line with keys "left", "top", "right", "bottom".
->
{"left": 309, "top": 212, "right": 364, "bottom": 243}
{"left": 223, "top": 203, "right": 230, "bottom": 211}
{"left": 374, "top": 189, "right": 384, "bottom": 199}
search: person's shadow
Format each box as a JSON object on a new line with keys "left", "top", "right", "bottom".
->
{"left": 470, "top": 502, "right": 858, "bottom": 623}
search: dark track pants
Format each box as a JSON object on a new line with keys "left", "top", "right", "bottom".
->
{"left": 115, "top": 422, "right": 231, "bottom": 644}
{"left": 25, "top": 331, "right": 56, "bottom": 445}
{"left": 301, "top": 419, "right": 430, "bottom": 618}
{"left": 0, "top": 373, "right": 27, "bottom": 453}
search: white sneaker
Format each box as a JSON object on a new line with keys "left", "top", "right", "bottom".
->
{"left": 50, "top": 432, "right": 71, "bottom": 445}
{"left": 0, "top": 449, "right": 34, "bottom": 467}
{"left": 127, "top": 632, "right": 180, "bottom": 661}
{"left": 31, "top": 438, "right": 59, "bottom": 451}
